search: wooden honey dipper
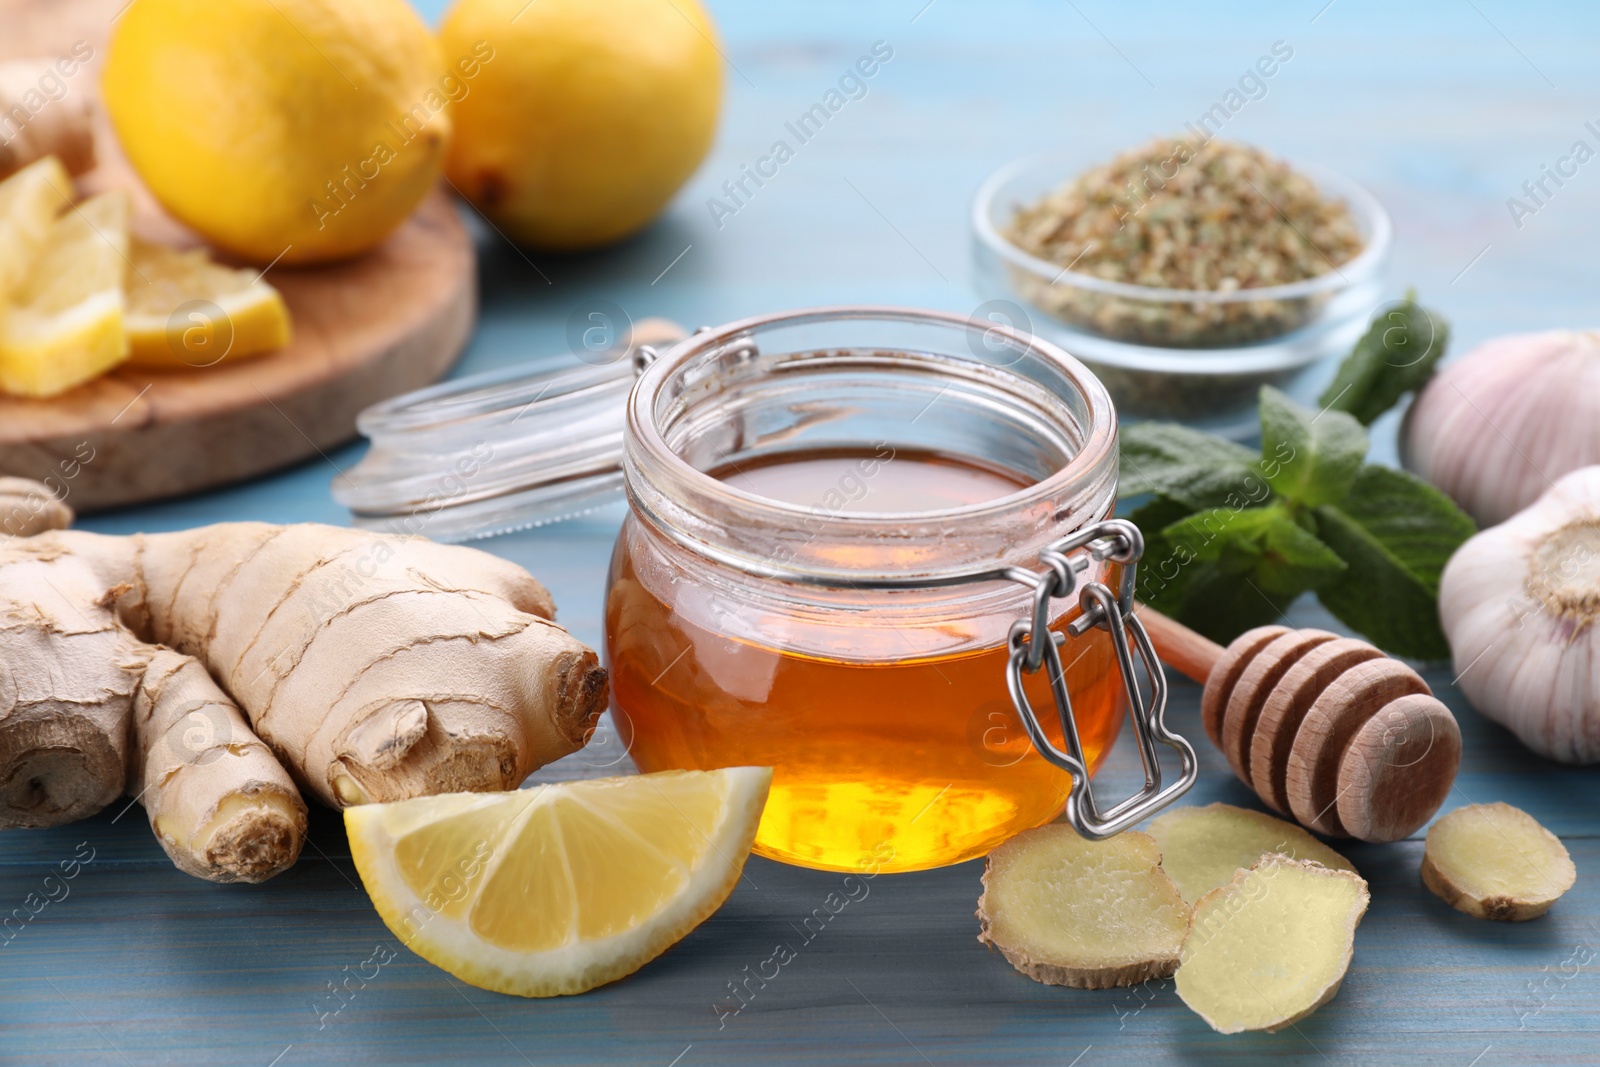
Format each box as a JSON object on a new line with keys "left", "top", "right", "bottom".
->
{"left": 1136, "top": 609, "right": 1461, "bottom": 844}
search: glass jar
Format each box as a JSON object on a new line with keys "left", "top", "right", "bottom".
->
{"left": 605, "top": 306, "right": 1192, "bottom": 873}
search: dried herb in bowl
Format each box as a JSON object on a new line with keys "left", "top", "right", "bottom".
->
{"left": 1006, "top": 137, "right": 1365, "bottom": 347}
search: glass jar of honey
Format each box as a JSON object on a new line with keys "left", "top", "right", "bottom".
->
{"left": 605, "top": 306, "right": 1193, "bottom": 873}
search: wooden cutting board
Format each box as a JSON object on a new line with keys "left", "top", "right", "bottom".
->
{"left": 0, "top": 0, "right": 475, "bottom": 511}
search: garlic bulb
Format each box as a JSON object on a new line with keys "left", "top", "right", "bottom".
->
{"left": 1439, "top": 465, "right": 1600, "bottom": 763}
{"left": 1405, "top": 330, "right": 1600, "bottom": 526}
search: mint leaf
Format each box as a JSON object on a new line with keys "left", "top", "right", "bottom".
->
{"left": 1120, "top": 422, "right": 1264, "bottom": 510}
{"left": 1134, "top": 502, "right": 1345, "bottom": 645}
{"left": 1130, "top": 495, "right": 1202, "bottom": 612}
{"left": 1164, "top": 504, "right": 1346, "bottom": 596}
{"left": 1133, "top": 499, "right": 1280, "bottom": 641}
{"left": 1313, "top": 465, "right": 1477, "bottom": 659}
{"left": 1318, "top": 296, "right": 1451, "bottom": 426}
{"left": 1258, "top": 386, "right": 1367, "bottom": 508}
{"left": 1154, "top": 562, "right": 1299, "bottom": 646}
{"left": 1326, "top": 465, "right": 1476, "bottom": 591}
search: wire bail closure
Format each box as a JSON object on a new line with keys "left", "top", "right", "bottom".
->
{"left": 1002, "top": 518, "right": 1197, "bottom": 839}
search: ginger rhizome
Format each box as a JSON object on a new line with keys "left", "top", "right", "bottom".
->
{"left": 0, "top": 476, "right": 74, "bottom": 537}
{"left": 0, "top": 480, "right": 607, "bottom": 882}
{"left": 976, "top": 826, "right": 1190, "bottom": 989}
{"left": 1148, "top": 802, "right": 1357, "bottom": 904}
{"left": 1422, "top": 802, "right": 1576, "bottom": 921}
{"left": 1177, "top": 854, "right": 1369, "bottom": 1033}
{"left": 0, "top": 58, "right": 96, "bottom": 181}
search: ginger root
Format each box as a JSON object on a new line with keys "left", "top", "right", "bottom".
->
{"left": 976, "top": 826, "right": 1190, "bottom": 989}
{"left": 0, "top": 483, "right": 607, "bottom": 883}
{"left": 0, "top": 59, "right": 96, "bottom": 180}
{"left": 0, "top": 476, "right": 72, "bottom": 538}
{"left": 1177, "top": 854, "right": 1368, "bottom": 1033}
{"left": 1422, "top": 802, "right": 1575, "bottom": 921}
{"left": 0, "top": 544, "right": 139, "bottom": 827}
{"left": 131, "top": 648, "right": 307, "bottom": 883}
{"left": 1148, "top": 802, "right": 1356, "bottom": 904}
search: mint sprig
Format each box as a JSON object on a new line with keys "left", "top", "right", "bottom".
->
{"left": 1120, "top": 298, "right": 1474, "bottom": 659}
{"left": 1312, "top": 467, "right": 1476, "bottom": 658}
{"left": 1119, "top": 423, "right": 1262, "bottom": 510}
{"left": 1317, "top": 293, "right": 1449, "bottom": 426}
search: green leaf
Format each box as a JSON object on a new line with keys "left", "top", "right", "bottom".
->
{"left": 1313, "top": 465, "right": 1477, "bottom": 659}
{"left": 1258, "top": 386, "right": 1368, "bottom": 508}
{"left": 1156, "top": 565, "right": 1299, "bottom": 647}
{"left": 1134, "top": 502, "right": 1346, "bottom": 645}
{"left": 1119, "top": 422, "right": 1264, "bottom": 510}
{"left": 1318, "top": 296, "right": 1451, "bottom": 426}
{"left": 1164, "top": 503, "right": 1346, "bottom": 596}
{"left": 1129, "top": 495, "right": 1202, "bottom": 613}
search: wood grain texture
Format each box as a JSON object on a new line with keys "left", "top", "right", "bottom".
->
{"left": 1337, "top": 694, "right": 1462, "bottom": 844}
{"left": 1248, "top": 637, "right": 1386, "bottom": 814}
{"left": 1198, "top": 625, "right": 1289, "bottom": 745}
{"left": 1219, "top": 630, "right": 1336, "bottom": 787}
{"left": 0, "top": 0, "right": 474, "bottom": 510}
{"left": 1285, "top": 659, "right": 1432, "bottom": 836}
{"left": 5, "top": 0, "right": 1599, "bottom": 1062}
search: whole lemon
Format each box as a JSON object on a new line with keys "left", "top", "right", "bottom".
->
{"left": 439, "top": 0, "right": 722, "bottom": 251}
{"left": 103, "top": 0, "right": 448, "bottom": 265}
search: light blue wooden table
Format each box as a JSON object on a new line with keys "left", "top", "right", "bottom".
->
{"left": 6, "top": 1, "right": 1600, "bottom": 1063}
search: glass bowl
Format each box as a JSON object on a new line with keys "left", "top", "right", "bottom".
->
{"left": 971, "top": 146, "right": 1391, "bottom": 437}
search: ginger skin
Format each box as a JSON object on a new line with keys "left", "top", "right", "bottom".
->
{"left": 0, "top": 477, "right": 73, "bottom": 538}
{"left": 130, "top": 648, "right": 307, "bottom": 883}
{"left": 0, "top": 59, "right": 96, "bottom": 180}
{"left": 0, "top": 480, "right": 608, "bottom": 882}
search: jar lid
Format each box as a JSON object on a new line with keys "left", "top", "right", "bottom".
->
{"left": 332, "top": 319, "right": 686, "bottom": 542}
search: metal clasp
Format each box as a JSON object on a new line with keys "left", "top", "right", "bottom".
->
{"left": 1002, "top": 518, "right": 1197, "bottom": 839}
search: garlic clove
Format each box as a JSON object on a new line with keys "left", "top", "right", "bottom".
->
{"left": 1406, "top": 330, "right": 1600, "bottom": 526}
{"left": 1439, "top": 464, "right": 1600, "bottom": 763}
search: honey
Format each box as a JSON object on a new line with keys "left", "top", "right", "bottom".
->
{"left": 606, "top": 447, "right": 1126, "bottom": 873}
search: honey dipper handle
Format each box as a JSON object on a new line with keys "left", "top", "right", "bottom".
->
{"left": 1134, "top": 603, "right": 1224, "bottom": 685}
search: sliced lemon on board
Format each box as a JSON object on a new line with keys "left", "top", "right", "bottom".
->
{"left": 124, "top": 239, "right": 291, "bottom": 370}
{"left": 0, "top": 155, "right": 74, "bottom": 302}
{"left": 0, "top": 190, "right": 129, "bottom": 398}
{"left": 346, "top": 767, "right": 773, "bottom": 997}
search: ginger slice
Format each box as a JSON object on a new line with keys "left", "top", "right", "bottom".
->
{"left": 1177, "top": 855, "right": 1368, "bottom": 1033}
{"left": 1422, "top": 802, "right": 1575, "bottom": 921}
{"left": 976, "top": 826, "right": 1190, "bottom": 990}
{"left": 1148, "top": 802, "right": 1357, "bottom": 904}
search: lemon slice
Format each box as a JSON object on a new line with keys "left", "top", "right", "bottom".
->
{"left": 124, "top": 239, "right": 291, "bottom": 370}
{"left": 0, "top": 155, "right": 73, "bottom": 302}
{"left": 0, "top": 190, "right": 129, "bottom": 398}
{"left": 346, "top": 767, "right": 773, "bottom": 997}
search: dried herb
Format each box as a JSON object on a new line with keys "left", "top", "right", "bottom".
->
{"left": 1006, "top": 137, "right": 1365, "bottom": 347}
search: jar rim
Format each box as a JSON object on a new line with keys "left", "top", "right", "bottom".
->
{"left": 624, "top": 304, "right": 1119, "bottom": 585}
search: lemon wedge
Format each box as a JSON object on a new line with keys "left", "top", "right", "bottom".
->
{"left": 0, "top": 155, "right": 73, "bottom": 302}
{"left": 0, "top": 190, "right": 129, "bottom": 398}
{"left": 124, "top": 239, "right": 291, "bottom": 370}
{"left": 346, "top": 767, "right": 772, "bottom": 997}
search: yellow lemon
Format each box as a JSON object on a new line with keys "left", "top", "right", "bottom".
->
{"left": 103, "top": 0, "right": 449, "bottom": 266}
{"left": 124, "top": 240, "right": 291, "bottom": 370}
{"left": 0, "top": 192, "right": 129, "bottom": 398}
{"left": 0, "top": 156, "right": 74, "bottom": 304}
{"left": 345, "top": 767, "right": 771, "bottom": 997}
{"left": 439, "top": 0, "right": 722, "bottom": 250}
